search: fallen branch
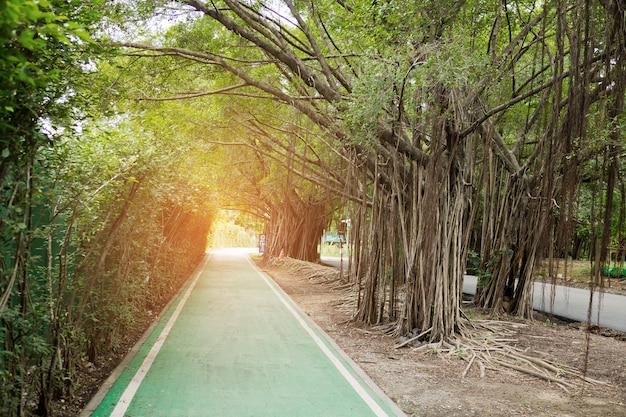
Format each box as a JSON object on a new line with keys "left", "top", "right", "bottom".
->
{"left": 493, "top": 359, "right": 575, "bottom": 388}
{"left": 462, "top": 353, "right": 477, "bottom": 378}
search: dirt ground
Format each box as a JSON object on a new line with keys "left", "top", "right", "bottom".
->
{"left": 260, "top": 261, "right": 626, "bottom": 417}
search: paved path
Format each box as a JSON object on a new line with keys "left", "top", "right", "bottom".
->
{"left": 463, "top": 276, "right": 626, "bottom": 332}
{"left": 84, "top": 249, "right": 404, "bottom": 417}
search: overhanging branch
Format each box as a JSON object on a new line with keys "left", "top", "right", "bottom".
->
{"left": 135, "top": 83, "right": 249, "bottom": 101}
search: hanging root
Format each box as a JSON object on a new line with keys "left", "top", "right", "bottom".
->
{"left": 399, "top": 319, "right": 610, "bottom": 389}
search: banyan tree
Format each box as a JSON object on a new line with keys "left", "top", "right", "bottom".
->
{"left": 118, "top": 0, "right": 625, "bottom": 342}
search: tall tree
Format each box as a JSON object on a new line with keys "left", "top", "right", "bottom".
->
{"left": 0, "top": 1, "right": 99, "bottom": 414}
{"left": 116, "top": 0, "right": 625, "bottom": 342}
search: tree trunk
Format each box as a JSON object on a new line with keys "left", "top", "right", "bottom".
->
{"left": 351, "top": 85, "right": 475, "bottom": 342}
{"left": 399, "top": 115, "right": 474, "bottom": 340}
{"left": 265, "top": 189, "right": 327, "bottom": 263}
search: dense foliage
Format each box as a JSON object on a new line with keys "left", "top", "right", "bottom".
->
{"left": 0, "top": 1, "right": 216, "bottom": 415}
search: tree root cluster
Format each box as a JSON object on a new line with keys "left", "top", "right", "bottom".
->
{"left": 267, "top": 256, "right": 358, "bottom": 315}
{"left": 267, "top": 257, "right": 610, "bottom": 390}
{"left": 268, "top": 256, "right": 344, "bottom": 286}
{"left": 393, "top": 319, "right": 609, "bottom": 392}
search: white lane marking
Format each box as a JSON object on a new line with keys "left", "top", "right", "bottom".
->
{"left": 109, "top": 256, "right": 208, "bottom": 417}
{"left": 247, "top": 257, "right": 391, "bottom": 417}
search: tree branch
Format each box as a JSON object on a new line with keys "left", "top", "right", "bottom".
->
{"left": 180, "top": 0, "right": 344, "bottom": 102}
{"left": 135, "top": 82, "right": 249, "bottom": 101}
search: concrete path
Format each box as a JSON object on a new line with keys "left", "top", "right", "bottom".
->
{"left": 84, "top": 249, "right": 404, "bottom": 417}
{"left": 463, "top": 275, "right": 626, "bottom": 332}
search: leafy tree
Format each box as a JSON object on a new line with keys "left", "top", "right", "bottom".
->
{"left": 0, "top": 1, "right": 100, "bottom": 414}
{"left": 0, "top": 2, "right": 218, "bottom": 415}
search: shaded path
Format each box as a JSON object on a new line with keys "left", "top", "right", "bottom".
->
{"left": 84, "top": 249, "right": 404, "bottom": 417}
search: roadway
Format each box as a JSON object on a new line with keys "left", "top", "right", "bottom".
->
{"left": 463, "top": 275, "right": 626, "bottom": 332}
{"left": 83, "top": 249, "right": 405, "bottom": 417}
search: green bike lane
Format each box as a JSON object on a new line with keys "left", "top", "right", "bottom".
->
{"left": 84, "top": 249, "right": 405, "bottom": 417}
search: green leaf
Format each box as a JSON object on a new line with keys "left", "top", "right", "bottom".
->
{"left": 44, "top": 23, "right": 71, "bottom": 44}
{"left": 2, "top": 148, "right": 10, "bottom": 158}
{"left": 35, "top": 0, "right": 52, "bottom": 8}
{"left": 68, "top": 26, "right": 93, "bottom": 43}
{"left": 19, "top": 28, "right": 46, "bottom": 51}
